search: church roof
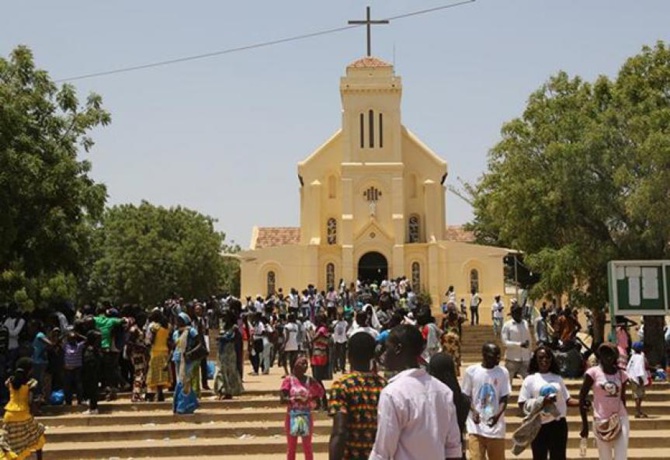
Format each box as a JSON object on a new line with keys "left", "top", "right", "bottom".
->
{"left": 347, "top": 56, "right": 392, "bottom": 68}
{"left": 252, "top": 227, "right": 301, "bottom": 249}
{"left": 443, "top": 225, "right": 475, "bottom": 243}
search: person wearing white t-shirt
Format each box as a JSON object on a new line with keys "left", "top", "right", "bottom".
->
{"left": 470, "top": 288, "right": 482, "bottom": 325}
{"left": 462, "top": 342, "right": 510, "bottom": 460}
{"left": 260, "top": 320, "right": 273, "bottom": 375}
{"left": 626, "top": 341, "right": 649, "bottom": 418}
{"left": 282, "top": 314, "right": 300, "bottom": 375}
{"left": 347, "top": 311, "right": 379, "bottom": 340}
{"left": 501, "top": 304, "right": 532, "bottom": 382}
{"left": 491, "top": 295, "right": 504, "bottom": 337}
{"left": 249, "top": 314, "right": 265, "bottom": 375}
{"left": 518, "top": 346, "right": 579, "bottom": 460}
{"left": 332, "top": 314, "right": 349, "bottom": 373}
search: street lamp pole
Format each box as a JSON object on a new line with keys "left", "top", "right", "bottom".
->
{"left": 513, "top": 254, "right": 519, "bottom": 301}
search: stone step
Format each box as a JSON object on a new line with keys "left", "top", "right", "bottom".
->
{"left": 41, "top": 430, "right": 670, "bottom": 459}
{"left": 38, "top": 389, "right": 670, "bottom": 419}
{"left": 104, "top": 379, "right": 670, "bottom": 399}
{"left": 149, "top": 449, "right": 670, "bottom": 460}
{"left": 43, "top": 415, "right": 670, "bottom": 443}
{"left": 39, "top": 401, "right": 670, "bottom": 431}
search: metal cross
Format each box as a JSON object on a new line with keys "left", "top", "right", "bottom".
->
{"left": 348, "top": 6, "right": 389, "bottom": 57}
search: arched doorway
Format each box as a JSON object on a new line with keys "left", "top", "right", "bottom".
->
{"left": 358, "top": 252, "right": 388, "bottom": 283}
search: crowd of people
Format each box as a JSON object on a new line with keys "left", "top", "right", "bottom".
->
{"left": 0, "top": 277, "right": 662, "bottom": 460}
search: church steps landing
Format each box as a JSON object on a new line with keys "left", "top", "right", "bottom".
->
{"left": 141, "top": 451, "right": 670, "bottom": 460}
{"left": 42, "top": 416, "right": 670, "bottom": 444}
{"left": 38, "top": 386, "right": 670, "bottom": 418}
{"left": 41, "top": 430, "right": 670, "bottom": 459}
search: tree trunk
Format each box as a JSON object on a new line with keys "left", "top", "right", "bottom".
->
{"left": 643, "top": 315, "right": 665, "bottom": 368}
{"left": 591, "top": 307, "right": 606, "bottom": 349}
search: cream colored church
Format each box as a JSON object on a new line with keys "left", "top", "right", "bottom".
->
{"left": 240, "top": 56, "right": 509, "bottom": 311}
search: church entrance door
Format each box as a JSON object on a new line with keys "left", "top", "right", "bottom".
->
{"left": 357, "top": 252, "right": 388, "bottom": 284}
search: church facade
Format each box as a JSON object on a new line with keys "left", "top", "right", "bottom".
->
{"left": 239, "top": 56, "right": 508, "bottom": 310}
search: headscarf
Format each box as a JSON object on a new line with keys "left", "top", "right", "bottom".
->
{"left": 176, "top": 319, "right": 193, "bottom": 394}
{"left": 178, "top": 312, "right": 191, "bottom": 326}
{"left": 364, "top": 304, "right": 382, "bottom": 330}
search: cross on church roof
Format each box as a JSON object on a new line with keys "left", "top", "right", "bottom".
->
{"left": 348, "top": 6, "right": 389, "bottom": 57}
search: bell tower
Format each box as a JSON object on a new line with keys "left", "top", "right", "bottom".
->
{"left": 339, "top": 57, "right": 403, "bottom": 163}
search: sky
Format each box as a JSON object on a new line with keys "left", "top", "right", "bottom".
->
{"left": 2, "top": 1, "right": 670, "bottom": 248}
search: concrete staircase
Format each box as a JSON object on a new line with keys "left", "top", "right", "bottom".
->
{"left": 37, "top": 324, "right": 670, "bottom": 459}
{"left": 459, "top": 324, "right": 501, "bottom": 364}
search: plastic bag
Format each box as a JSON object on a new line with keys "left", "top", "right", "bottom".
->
{"left": 50, "top": 389, "right": 65, "bottom": 405}
{"left": 289, "top": 409, "right": 311, "bottom": 437}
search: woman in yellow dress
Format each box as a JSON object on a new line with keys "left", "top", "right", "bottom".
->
{"left": 1, "top": 358, "right": 45, "bottom": 460}
{"left": 146, "top": 309, "right": 173, "bottom": 402}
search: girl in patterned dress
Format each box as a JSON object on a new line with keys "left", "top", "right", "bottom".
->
{"left": 1, "top": 358, "right": 46, "bottom": 460}
{"left": 127, "top": 315, "right": 148, "bottom": 403}
{"left": 280, "top": 355, "right": 325, "bottom": 460}
{"left": 145, "top": 309, "right": 172, "bottom": 402}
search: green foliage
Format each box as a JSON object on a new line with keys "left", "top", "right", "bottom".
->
{"left": 220, "top": 244, "right": 242, "bottom": 297}
{"left": 86, "top": 201, "right": 235, "bottom": 305}
{"left": 469, "top": 41, "right": 670, "bottom": 312}
{"left": 0, "top": 46, "right": 110, "bottom": 307}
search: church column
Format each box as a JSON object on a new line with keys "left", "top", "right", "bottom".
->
{"left": 391, "top": 176, "right": 404, "bottom": 277}
{"left": 305, "top": 180, "right": 322, "bottom": 244}
{"left": 341, "top": 178, "right": 355, "bottom": 282}
{"left": 423, "top": 179, "right": 439, "bottom": 242}
{"left": 427, "top": 243, "right": 441, "bottom": 315}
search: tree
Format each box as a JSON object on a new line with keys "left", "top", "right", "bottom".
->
{"left": 86, "top": 201, "right": 234, "bottom": 305}
{"left": 468, "top": 42, "right": 670, "bottom": 365}
{"left": 0, "top": 46, "right": 110, "bottom": 309}
{"left": 220, "top": 244, "right": 242, "bottom": 298}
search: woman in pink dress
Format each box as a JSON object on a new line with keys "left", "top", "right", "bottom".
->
{"left": 280, "top": 355, "right": 325, "bottom": 460}
{"left": 579, "top": 342, "right": 629, "bottom": 460}
{"left": 615, "top": 316, "right": 634, "bottom": 370}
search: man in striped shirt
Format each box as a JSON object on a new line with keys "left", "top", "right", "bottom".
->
{"left": 329, "top": 332, "right": 386, "bottom": 459}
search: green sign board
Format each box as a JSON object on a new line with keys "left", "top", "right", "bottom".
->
{"left": 607, "top": 260, "right": 670, "bottom": 316}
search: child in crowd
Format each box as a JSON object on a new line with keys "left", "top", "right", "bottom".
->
{"left": 626, "top": 341, "right": 649, "bottom": 418}
{"left": 62, "top": 331, "right": 86, "bottom": 406}
{"left": 81, "top": 330, "right": 102, "bottom": 415}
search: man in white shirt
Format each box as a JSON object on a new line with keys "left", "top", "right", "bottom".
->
{"left": 369, "top": 325, "right": 461, "bottom": 460}
{"left": 332, "top": 314, "right": 349, "bottom": 373}
{"left": 462, "top": 342, "right": 511, "bottom": 460}
{"left": 282, "top": 314, "right": 300, "bottom": 375}
{"left": 501, "top": 303, "right": 532, "bottom": 382}
{"left": 347, "top": 310, "right": 379, "bottom": 340}
{"left": 470, "top": 288, "right": 482, "bottom": 325}
{"left": 491, "top": 295, "right": 504, "bottom": 337}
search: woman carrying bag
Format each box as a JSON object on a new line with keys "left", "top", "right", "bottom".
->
{"left": 171, "top": 313, "right": 206, "bottom": 415}
{"left": 514, "top": 345, "right": 579, "bottom": 459}
{"left": 579, "top": 342, "right": 629, "bottom": 460}
{"left": 279, "top": 355, "right": 324, "bottom": 460}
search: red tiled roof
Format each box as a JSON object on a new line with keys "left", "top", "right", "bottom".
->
{"left": 443, "top": 225, "right": 475, "bottom": 243}
{"left": 254, "top": 227, "right": 300, "bottom": 249}
{"left": 348, "top": 56, "right": 392, "bottom": 68}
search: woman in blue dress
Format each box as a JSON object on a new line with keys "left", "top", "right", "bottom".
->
{"left": 171, "top": 313, "right": 202, "bottom": 414}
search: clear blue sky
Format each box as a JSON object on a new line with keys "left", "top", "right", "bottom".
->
{"left": 3, "top": 1, "right": 669, "bottom": 247}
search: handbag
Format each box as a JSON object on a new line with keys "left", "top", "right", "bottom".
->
{"left": 289, "top": 409, "right": 311, "bottom": 437}
{"left": 594, "top": 370, "right": 624, "bottom": 442}
{"left": 185, "top": 327, "right": 209, "bottom": 362}
{"left": 594, "top": 413, "right": 621, "bottom": 442}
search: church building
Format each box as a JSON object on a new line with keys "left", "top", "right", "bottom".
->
{"left": 239, "top": 55, "right": 509, "bottom": 311}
